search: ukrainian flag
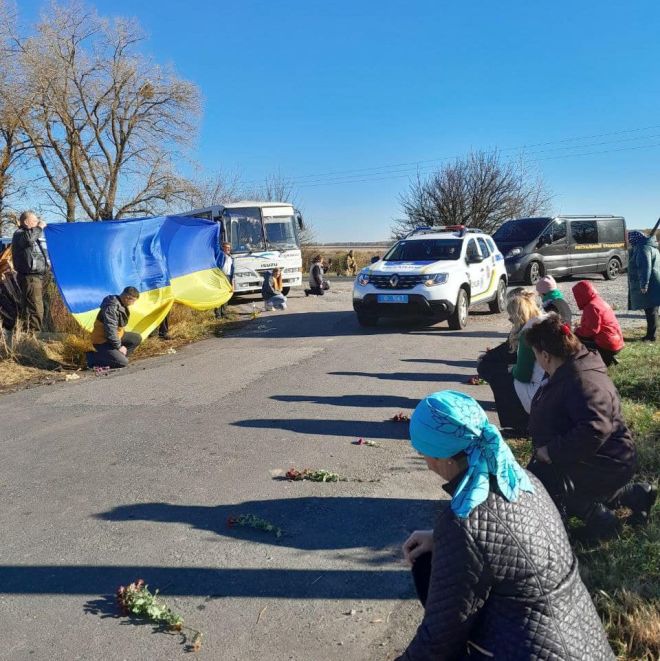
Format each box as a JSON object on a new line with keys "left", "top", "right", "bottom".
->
{"left": 45, "top": 216, "right": 232, "bottom": 337}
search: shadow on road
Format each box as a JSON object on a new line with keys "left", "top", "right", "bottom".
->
{"left": 400, "top": 358, "right": 477, "bottom": 368}
{"left": 271, "top": 394, "right": 421, "bottom": 409}
{"left": 232, "top": 417, "right": 410, "bottom": 439}
{"left": 94, "top": 497, "right": 440, "bottom": 552}
{"left": 328, "top": 370, "right": 468, "bottom": 384}
{"left": 227, "top": 309, "right": 509, "bottom": 339}
{"left": 0, "top": 565, "right": 416, "bottom": 600}
{"left": 1, "top": 496, "right": 445, "bottom": 599}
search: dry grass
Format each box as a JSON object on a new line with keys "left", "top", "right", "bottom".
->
{"left": 0, "top": 280, "right": 241, "bottom": 387}
{"left": 301, "top": 248, "right": 380, "bottom": 274}
{"left": 504, "top": 337, "right": 659, "bottom": 660}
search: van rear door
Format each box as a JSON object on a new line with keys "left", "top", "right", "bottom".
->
{"left": 597, "top": 218, "right": 627, "bottom": 271}
{"left": 569, "top": 219, "right": 600, "bottom": 274}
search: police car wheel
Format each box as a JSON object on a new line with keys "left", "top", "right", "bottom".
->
{"left": 448, "top": 288, "right": 469, "bottom": 330}
{"left": 488, "top": 278, "right": 507, "bottom": 313}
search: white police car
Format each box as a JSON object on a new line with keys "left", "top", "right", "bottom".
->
{"left": 353, "top": 226, "right": 508, "bottom": 328}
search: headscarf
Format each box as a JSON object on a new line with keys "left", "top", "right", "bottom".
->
{"left": 628, "top": 230, "right": 647, "bottom": 247}
{"left": 410, "top": 390, "right": 534, "bottom": 518}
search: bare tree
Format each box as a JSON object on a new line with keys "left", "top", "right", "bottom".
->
{"left": 0, "top": 0, "right": 31, "bottom": 233}
{"left": 243, "top": 172, "right": 298, "bottom": 205}
{"left": 396, "top": 151, "right": 552, "bottom": 237}
{"left": 169, "top": 169, "right": 244, "bottom": 212}
{"left": 8, "top": 1, "right": 201, "bottom": 221}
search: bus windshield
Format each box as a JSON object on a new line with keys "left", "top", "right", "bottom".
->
{"left": 264, "top": 215, "right": 299, "bottom": 250}
{"left": 224, "top": 208, "right": 265, "bottom": 253}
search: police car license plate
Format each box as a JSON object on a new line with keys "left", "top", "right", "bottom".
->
{"left": 377, "top": 294, "right": 408, "bottom": 303}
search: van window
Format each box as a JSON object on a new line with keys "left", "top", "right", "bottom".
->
{"left": 492, "top": 218, "right": 551, "bottom": 242}
{"left": 486, "top": 237, "right": 497, "bottom": 253}
{"left": 543, "top": 219, "right": 567, "bottom": 243}
{"left": 571, "top": 220, "right": 598, "bottom": 244}
{"left": 477, "top": 237, "right": 491, "bottom": 256}
{"left": 598, "top": 218, "right": 625, "bottom": 244}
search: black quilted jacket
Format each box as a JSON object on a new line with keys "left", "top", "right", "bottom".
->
{"left": 397, "top": 473, "right": 614, "bottom": 660}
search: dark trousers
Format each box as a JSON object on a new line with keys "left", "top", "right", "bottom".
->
{"left": 305, "top": 286, "right": 325, "bottom": 296}
{"left": 578, "top": 337, "right": 620, "bottom": 366}
{"left": 477, "top": 341, "right": 529, "bottom": 432}
{"left": 0, "top": 272, "right": 20, "bottom": 331}
{"left": 527, "top": 458, "right": 635, "bottom": 521}
{"left": 158, "top": 314, "right": 170, "bottom": 337}
{"left": 644, "top": 306, "right": 658, "bottom": 340}
{"left": 17, "top": 273, "right": 44, "bottom": 332}
{"left": 214, "top": 304, "right": 228, "bottom": 319}
{"left": 411, "top": 552, "right": 433, "bottom": 607}
{"left": 90, "top": 331, "right": 141, "bottom": 368}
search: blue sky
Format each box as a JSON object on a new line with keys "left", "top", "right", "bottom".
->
{"left": 17, "top": 1, "right": 660, "bottom": 240}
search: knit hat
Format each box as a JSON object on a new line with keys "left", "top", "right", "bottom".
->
{"left": 409, "top": 391, "right": 534, "bottom": 518}
{"left": 628, "top": 230, "right": 647, "bottom": 247}
{"left": 535, "top": 275, "right": 557, "bottom": 295}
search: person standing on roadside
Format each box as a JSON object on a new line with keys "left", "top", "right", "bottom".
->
{"left": 346, "top": 250, "right": 357, "bottom": 277}
{"left": 11, "top": 210, "right": 48, "bottom": 332}
{"left": 215, "top": 241, "right": 234, "bottom": 319}
{"left": 628, "top": 229, "right": 660, "bottom": 341}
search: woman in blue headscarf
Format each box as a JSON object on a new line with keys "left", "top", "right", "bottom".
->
{"left": 627, "top": 229, "right": 660, "bottom": 341}
{"left": 396, "top": 390, "right": 613, "bottom": 661}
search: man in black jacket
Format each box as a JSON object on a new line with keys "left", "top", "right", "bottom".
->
{"left": 11, "top": 210, "right": 48, "bottom": 331}
{"left": 87, "top": 287, "right": 142, "bottom": 368}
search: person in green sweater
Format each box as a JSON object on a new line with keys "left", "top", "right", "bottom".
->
{"left": 535, "top": 275, "right": 572, "bottom": 324}
{"left": 479, "top": 290, "right": 546, "bottom": 434}
{"left": 508, "top": 292, "right": 548, "bottom": 413}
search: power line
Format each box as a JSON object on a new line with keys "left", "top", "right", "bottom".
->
{"left": 294, "top": 140, "right": 660, "bottom": 189}
{"left": 234, "top": 123, "right": 660, "bottom": 187}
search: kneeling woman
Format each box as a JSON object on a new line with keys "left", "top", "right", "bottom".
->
{"left": 397, "top": 390, "right": 613, "bottom": 660}
{"left": 526, "top": 316, "right": 656, "bottom": 539}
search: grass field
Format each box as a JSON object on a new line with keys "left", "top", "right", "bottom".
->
{"left": 510, "top": 335, "right": 659, "bottom": 660}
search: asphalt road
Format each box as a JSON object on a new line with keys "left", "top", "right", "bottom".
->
{"left": 0, "top": 283, "right": 545, "bottom": 660}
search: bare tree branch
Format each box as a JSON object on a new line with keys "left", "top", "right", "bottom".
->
{"left": 395, "top": 151, "right": 553, "bottom": 238}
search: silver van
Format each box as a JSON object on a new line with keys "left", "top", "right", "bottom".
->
{"left": 492, "top": 215, "right": 627, "bottom": 284}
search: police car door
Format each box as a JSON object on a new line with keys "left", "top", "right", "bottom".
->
{"left": 466, "top": 238, "right": 488, "bottom": 297}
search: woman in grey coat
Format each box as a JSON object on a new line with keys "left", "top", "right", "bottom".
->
{"left": 627, "top": 229, "right": 660, "bottom": 341}
{"left": 397, "top": 390, "right": 614, "bottom": 660}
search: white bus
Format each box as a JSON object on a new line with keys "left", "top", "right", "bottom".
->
{"left": 179, "top": 201, "right": 304, "bottom": 295}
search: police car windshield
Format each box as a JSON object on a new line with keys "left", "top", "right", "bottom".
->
{"left": 384, "top": 239, "right": 462, "bottom": 262}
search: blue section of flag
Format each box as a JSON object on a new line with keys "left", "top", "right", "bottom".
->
{"left": 45, "top": 216, "right": 223, "bottom": 314}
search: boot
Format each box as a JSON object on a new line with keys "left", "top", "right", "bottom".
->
{"left": 85, "top": 351, "right": 95, "bottom": 369}
{"left": 574, "top": 503, "right": 620, "bottom": 543}
{"left": 610, "top": 482, "right": 657, "bottom": 526}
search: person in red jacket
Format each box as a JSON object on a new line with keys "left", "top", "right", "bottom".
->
{"left": 572, "top": 280, "right": 624, "bottom": 365}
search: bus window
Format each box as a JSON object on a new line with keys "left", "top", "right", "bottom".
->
{"left": 224, "top": 207, "right": 265, "bottom": 253}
